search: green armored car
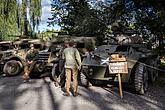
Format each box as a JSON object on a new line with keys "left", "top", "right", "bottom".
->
{"left": 80, "top": 31, "right": 160, "bottom": 95}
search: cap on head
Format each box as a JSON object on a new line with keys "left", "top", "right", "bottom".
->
{"left": 69, "top": 40, "right": 74, "bottom": 47}
{"left": 30, "top": 44, "right": 34, "bottom": 47}
{"left": 64, "top": 40, "right": 69, "bottom": 44}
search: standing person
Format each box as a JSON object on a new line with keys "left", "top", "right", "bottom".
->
{"left": 62, "top": 40, "right": 81, "bottom": 97}
{"left": 22, "top": 44, "right": 38, "bottom": 81}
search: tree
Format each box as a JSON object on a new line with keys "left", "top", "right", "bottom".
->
{"left": 127, "top": 0, "right": 165, "bottom": 51}
{"left": 29, "top": 0, "right": 41, "bottom": 31}
{"left": 0, "top": 0, "right": 20, "bottom": 40}
{"left": 49, "top": 0, "right": 165, "bottom": 50}
{"left": 0, "top": 0, "right": 42, "bottom": 40}
{"left": 48, "top": 0, "right": 106, "bottom": 36}
{"left": 18, "top": 0, "right": 41, "bottom": 36}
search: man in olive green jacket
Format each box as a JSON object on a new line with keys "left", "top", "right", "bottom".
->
{"left": 62, "top": 40, "right": 81, "bottom": 96}
{"left": 22, "top": 44, "right": 38, "bottom": 80}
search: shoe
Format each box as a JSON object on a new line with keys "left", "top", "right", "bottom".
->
{"left": 54, "top": 82, "right": 59, "bottom": 87}
{"left": 23, "top": 79, "right": 29, "bottom": 83}
{"left": 73, "top": 92, "right": 78, "bottom": 97}
{"left": 63, "top": 92, "right": 70, "bottom": 96}
{"left": 61, "top": 88, "right": 66, "bottom": 92}
{"left": 22, "top": 73, "right": 29, "bottom": 80}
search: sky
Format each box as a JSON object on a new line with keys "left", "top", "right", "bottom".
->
{"left": 37, "top": 0, "right": 61, "bottom": 32}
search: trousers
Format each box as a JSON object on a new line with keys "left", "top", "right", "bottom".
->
{"left": 23, "top": 61, "right": 36, "bottom": 78}
{"left": 65, "top": 68, "right": 78, "bottom": 93}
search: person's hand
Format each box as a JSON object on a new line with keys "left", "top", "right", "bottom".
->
{"left": 27, "top": 61, "right": 33, "bottom": 64}
{"left": 78, "top": 66, "right": 81, "bottom": 71}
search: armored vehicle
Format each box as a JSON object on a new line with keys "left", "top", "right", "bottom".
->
{"left": 80, "top": 32, "right": 159, "bottom": 94}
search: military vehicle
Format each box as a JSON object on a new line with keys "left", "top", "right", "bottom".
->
{"left": 0, "top": 41, "right": 15, "bottom": 75}
{"left": 33, "top": 40, "right": 64, "bottom": 78}
{"left": 2, "top": 39, "right": 45, "bottom": 76}
{"left": 80, "top": 31, "right": 160, "bottom": 95}
{"left": 37, "top": 37, "right": 94, "bottom": 86}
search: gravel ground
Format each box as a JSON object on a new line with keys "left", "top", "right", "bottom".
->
{"left": 0, "top": 74, "right": 164, "bottom": 110}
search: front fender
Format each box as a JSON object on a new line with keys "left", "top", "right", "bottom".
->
{"left": 7, "top": 56, "right": 26, "bottom": 67}
{"left": 50, "top": 58, "right": 60, "bottom": 63}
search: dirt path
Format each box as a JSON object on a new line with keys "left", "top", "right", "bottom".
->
{"left": 0, "top": 75, "right": 164, "bottom": 110}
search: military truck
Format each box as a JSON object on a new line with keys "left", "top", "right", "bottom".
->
{"left": 34, "top": 37, "right": 96, "bottom": 85}
{"left": 2, "top": 39, "right": 45, "bottom": 76}
{"left": 32, "top": 40, "right": 63, "bottom": 78}
{"left": 80, "top": 32, "right": 160, "bottom": 95}
{"left": 0, "top": 41, "right": 15, "bottom": 75}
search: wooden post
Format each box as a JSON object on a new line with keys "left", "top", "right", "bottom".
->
{"left": 109, "top": 54, "right": 128, "bottom": 98}
{"left": 118, "top": 73, "right": 123, "bottom": 98}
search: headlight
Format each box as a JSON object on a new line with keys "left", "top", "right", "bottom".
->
{"left": 141, "top": 54, "right": 146, "bottom": 57}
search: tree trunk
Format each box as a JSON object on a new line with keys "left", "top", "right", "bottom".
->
{"left": 23, "top": 0, "right": 28, "bottom": 36}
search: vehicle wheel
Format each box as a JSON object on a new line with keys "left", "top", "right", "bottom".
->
{"left": 34, "top": 63, "right": 45, "bottom": 73}
{"left": 134, "top": 63, "right": 148, "bottom": 95}
{"left": 51, "top": 63, "right": 58, "bottom": 81}
{"left": 149, "top": 59, "right": 158, "bottom": 83}
{"left": 51, "top": 63, "right": 65, "bottom": 87}
{"left": 3, "top": 60, "right": 22, "bottom": 76}
{"left": 80, "top": 68, "right": 90, "bottom": 87}
{"left": 59, "top": 68, "right": 66, "bottom": 88}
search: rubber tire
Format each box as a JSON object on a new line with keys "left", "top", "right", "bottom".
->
{"left": 51, "top": 63, "right": 65, "bottom": 88}
{"left": 134, "top": 63, "right": 148, "bottom": 95}
{"left": 80, "top": 68, "right": 90, "bottom": 88}
{"left": 149, "top": 59, "right": 158, "bottom": 83}
{"left": 34, "top": 63, "right": 45, "bottom": 73}
{"left": 3, "top": 60, "right": 22, "bottom": 76}
{"left": 51, "top": 63, "right": 58, "bottom": 81}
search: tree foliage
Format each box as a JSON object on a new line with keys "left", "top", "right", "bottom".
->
{"left": 49, "top": 0, "right": 165, "bottom": 49}
{"left": 0, "top": 0, "right": 41, "bottom": 40}
{"left": 0, "top": 0, "right": 19, "bottom": 40}
{"left": 48, "top": 0, "right": 107, "bottom": 36}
